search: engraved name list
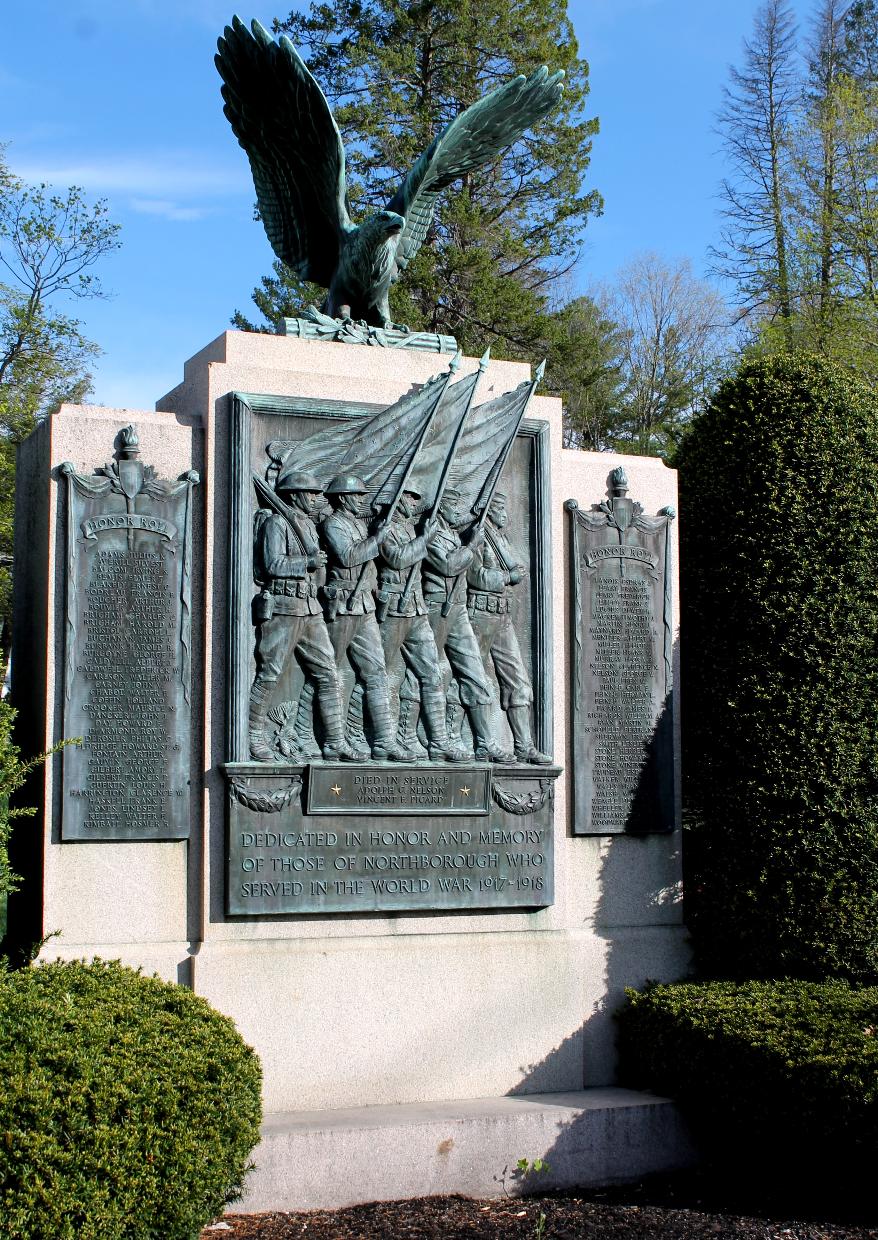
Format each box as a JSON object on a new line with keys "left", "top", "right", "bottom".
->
{"left": 60, "top": 430, "right": 198, "bottom": 841}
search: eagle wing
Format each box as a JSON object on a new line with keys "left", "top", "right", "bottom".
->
{"left": 386, "top": 67, "right": 564, "bottom": 275}
{"left": 216, "top": 17, "right": 353, "bottom": 286}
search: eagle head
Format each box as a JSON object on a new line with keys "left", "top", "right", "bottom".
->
{"left": 375, "top": 209, "right": 405, "bottom": 238}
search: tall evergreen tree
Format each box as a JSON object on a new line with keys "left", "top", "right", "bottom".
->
{"left": 547, "top": 296, "right": 625, "bottom": 452}
{"left": 233, "top": 0, "right": 601, "bottom": 359}
{"left": 840, "top": 0, "right": 878, "bottom": 81}
{"left": 738, "top": 0, "right": 878, "bottom": 377}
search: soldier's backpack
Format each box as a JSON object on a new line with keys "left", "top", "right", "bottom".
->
{"left": 252, "top": 507, "right": 272, "bottom": 587}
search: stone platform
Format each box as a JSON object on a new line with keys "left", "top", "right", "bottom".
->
{"left": 238, "top": 1088, "right": 697, "bottom": 1212}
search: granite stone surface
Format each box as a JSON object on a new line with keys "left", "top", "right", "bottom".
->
{"left": 12, "top": 333, "right": 685, "bottom": 1119}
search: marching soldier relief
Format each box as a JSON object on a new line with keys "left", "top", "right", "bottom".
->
{"left": 322, "top": 474, "right": 404, "bottom": 762}
{"left": 225, "top": 356, "right": 560, "bottom": 915}
{"left": 248, "top": 465, "right": 358, "bottom": 764}
{"left": 376, "top": 486, "right": 466, "bottom": 763}
{"left": 468, "top": 494, "right": 551, "bottom": 766}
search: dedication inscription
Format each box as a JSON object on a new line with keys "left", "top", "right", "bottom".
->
{"left": 60, "top": 427, "right": 199, "bottom": 841}
{"left": 566, "top": 470, "right": 675, "bottom": 835}
{"left": 227, "top": 763, "right": 553, "bottom": 914}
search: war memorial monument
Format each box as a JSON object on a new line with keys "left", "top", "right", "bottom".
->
{"left": 10, "top": 18, "right": 691, "bottom": 1210}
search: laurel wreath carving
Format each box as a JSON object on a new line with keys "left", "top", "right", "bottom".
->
{"left": 491, "top": 779, "right": 553, "bottom": 816}
{"left": 228, "top": 777, "right": 303, "bottom": 813}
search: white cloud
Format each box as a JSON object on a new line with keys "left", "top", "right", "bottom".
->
{"left": 10, "top": 154, "right": 248, "bottom": 199}
{"left": 129, "top": 198, "right": 210, "bottom": 222}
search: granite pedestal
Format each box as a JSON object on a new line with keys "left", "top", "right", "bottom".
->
{"left": 10, "top": 331, "right": 689, "bottom": 1208}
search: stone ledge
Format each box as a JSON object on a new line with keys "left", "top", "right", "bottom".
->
{"left": 238, "top": 1088, "right": 697, "bottom": 1212}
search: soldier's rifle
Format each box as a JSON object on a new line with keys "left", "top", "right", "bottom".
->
{"left": 346, "top": 352, "right": 462, "bottom": 616}
{"left": 483, "top": 524, "right": 517, "bottom": 575}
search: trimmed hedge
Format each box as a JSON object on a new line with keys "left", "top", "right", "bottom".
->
{"left": 0, "top": 958, "right": 262, "bottom": 1240}
{"left": 618, "top": 980, "right": 878, "bottom": 1164}
{"left": 676, "top": 352, "right": 878, "bottom": 981}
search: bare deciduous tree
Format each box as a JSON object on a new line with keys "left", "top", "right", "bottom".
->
{"left": 603, "top": 254, "right": 730, "bottom": 458}
{"left": 711, "top": 0, "right": 799, "bottom": 335}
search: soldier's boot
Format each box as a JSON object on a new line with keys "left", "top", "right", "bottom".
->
{"left": 248, "top": 682, "right": 275, "bottom": 762}
{"left": 368, "top": 684, "right": 414, "bottom": 762}
{"left": 319, "top": 682, "right": 369, "bottom": 762}
{"left": 396, "top": 696, "right": 428, "bottom": 760}
{"left": 507, "top": 706, "right": 552, "bottom": 766}
{"left": 422, "top": 688, "right": 469, "bottom": 763}
{"left": 345, "top": 683, "right": 370, "bottom": 755}
{"left": 446, "top": 700, "right": 468, "bottom": 754}
{"left": 468, "top": 704, "right": 514, "bottom": 764}
{"left": 293, "top": 684, "right": 321, "bottom": 759}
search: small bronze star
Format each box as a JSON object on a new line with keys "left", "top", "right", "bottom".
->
{"left": 460, "top": 786, "right": 471, "bottom": 796}
{"left": 330, "top": 784, "right": 342, "bottom": 796}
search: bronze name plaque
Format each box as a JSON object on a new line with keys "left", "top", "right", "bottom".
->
{"left": 567, "top": 471, "right": 675, "bottom": 835}
{"left": 307, "top": 763, "right": 491, "bottom": 815}
{"left": 59, "top": 428, "right": 198, "bottom": 841}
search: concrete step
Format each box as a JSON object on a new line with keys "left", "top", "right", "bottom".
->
{"left": 238, "top": 1088, "right": 697, "bottom": 1212}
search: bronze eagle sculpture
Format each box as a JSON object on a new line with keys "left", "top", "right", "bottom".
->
{"left": 216, "top": 17, "right": 564, "bottom": 328}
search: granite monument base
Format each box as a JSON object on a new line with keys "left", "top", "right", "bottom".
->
{"left": 10, "top": 331, "right": 687, "bottom": 1202}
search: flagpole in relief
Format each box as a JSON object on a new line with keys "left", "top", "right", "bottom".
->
{"left": 381, "top": 351, "right": 462, "bottom": 526}
{"left": 397, "top": 349, "right": 490, "bottom": 617}
{"left": 429, "top": 348, "right": 490, "bottom": 520}
{"left": 344, "top": 351, "right": 461, "bottom": 615}
{"left": 472, "top": 359, "right": 545, "bottom": 532}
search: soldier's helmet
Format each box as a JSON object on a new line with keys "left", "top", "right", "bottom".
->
{"left": 391, "top": 486, "right": 422, "bottom": 506}
{"left": 276, "top": 464, "right": 323, "bottom": 493}
{"left": 325, "top": 473, "right": 368, "bottom": 495}
{"left": 439, "top": 487, "right": 462, "bottom": 512}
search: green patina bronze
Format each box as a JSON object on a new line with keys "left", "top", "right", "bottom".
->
{"left": 216, "top": 16, "right": 564, "bottom": 329}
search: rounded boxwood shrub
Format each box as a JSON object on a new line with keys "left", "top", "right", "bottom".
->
{"left": 677, "top": 352, "right": 878, "bottom": 982}
{"left": 618, "top": 979, "right": 878, "bottom": 1173}
{"left": 0, "top": 958, "right": 262, "bottom": 1240}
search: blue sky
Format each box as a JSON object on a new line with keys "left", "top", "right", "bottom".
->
{"left": 3, "top": 0, "right": 817, "bottom": 410}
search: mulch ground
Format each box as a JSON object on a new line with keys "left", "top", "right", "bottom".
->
{"left": 202, "top": 1171, "right": 878, "bottom": 1240}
